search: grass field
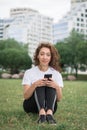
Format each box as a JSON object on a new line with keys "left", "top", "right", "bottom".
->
{"left": 0, "top": 79, "right": 87, "bottom": 130}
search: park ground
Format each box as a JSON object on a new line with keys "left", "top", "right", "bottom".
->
{"left": 0, "top": 79, "right": 87, "bottom": 130}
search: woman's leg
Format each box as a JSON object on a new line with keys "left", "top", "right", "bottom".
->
{"left": 34, "top": 86, "right": 57, "bottom": 114}
{"left": 34, "top": 86, "right": 46, "bottom": 123}
{"left": 45, "top": 87, "right": 57, "bottom": 124}
{"left": 34, "top": 86, "right": 46, "bottom": 112}
{"left": 23, "top": 93, "right": 38, "bottom": 113}
{"left": 45, "top": 87, "right": 57, "bottom": 114}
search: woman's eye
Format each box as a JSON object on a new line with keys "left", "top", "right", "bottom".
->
{"left": 40, "top": 53, "right": 44, "bottom": 55}
{"left": 47, "top": 54, "right": 51, "bottom": 57}
{"left": 40, "top": 53, "right": 51, "bottom": 57}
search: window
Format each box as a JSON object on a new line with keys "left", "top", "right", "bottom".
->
{"left": 81, "top": 29, "right": 84, "bottom": 33}
{"left": 85, "top": 9, "right": 87, "bottom": 12}
{"left": 81, "top": 19, "right": 84, "bottom": 22}
{"left": 77, "top": 18, "right": 79, "bottom": 21}
{"left": 81, "top": 24, "right": 85, "bottom": 27}
{"left": 77, "top": 28, "right": 79, "bottom": 32}
{"left": 77, "top": 23, "right": 79, "bottom": 26}
{"left": 81, "top": 13, "right": 84, "bottom": 17}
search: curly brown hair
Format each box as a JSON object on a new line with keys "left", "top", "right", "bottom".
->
{"left": 33, "top": 42, "right": 61, "bottom": 72}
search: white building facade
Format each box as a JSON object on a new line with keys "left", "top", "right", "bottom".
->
{"left": 0, "top": 19, "right": 13, "bottom": 40}
{"left": 71, "top": 0, "right": 87, "bottom": 6}
{"left": 4, "top": 8, "right": 53, "bottom": 58}
{"left": 0, "top": 19, "right": 4, "bottom": 40}
{"left": 53, "top": 1, "right": 87, "bottom": 43}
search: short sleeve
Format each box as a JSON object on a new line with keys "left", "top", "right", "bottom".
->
{"left": 22, "top": 70, "right": 31, "bottom": 86}
{"left": 58, "top": 73, "right": 64, "bottom": 88}
{"left": 55, "top": 72, "right": 64, "bottom": 88}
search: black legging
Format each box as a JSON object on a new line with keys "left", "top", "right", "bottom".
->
{"left": 23, "top": 86, "right": 57, "bottom": 114}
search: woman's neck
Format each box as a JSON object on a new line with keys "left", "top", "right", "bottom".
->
{"left": 38, "top": 65, "right": 49, "bottom": 72}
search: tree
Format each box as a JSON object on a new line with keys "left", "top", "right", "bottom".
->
{"left": 55, "top": 30, "right": 87, "bottom": 77}
{"left": 66, "top": 30, "right": 86, "bottom": 77}
{"left": 0, "top": 39, "right": 32, "bottom": 74}
{"left": 55, "top": 42, "right": 71, "bottom": 68}
{"left": 77, "top": 41, "right": 87, "bottom": 65}
{"left": 0, "top": 39, "right": 23, "bottom": 50}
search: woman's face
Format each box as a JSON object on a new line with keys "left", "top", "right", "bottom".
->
{"left": 38, "top": 47, "right": 51, "bottom": 67}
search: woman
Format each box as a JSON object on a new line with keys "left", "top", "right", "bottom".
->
{"left": 22, "top": 42, "right": 64, "bottom": 124}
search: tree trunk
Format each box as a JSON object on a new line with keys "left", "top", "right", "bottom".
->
{"left": 74, "top": 65, "right": 78, "bottom": 78}
{"left": 10, "top": 68, "right": 19, "bottom": 74}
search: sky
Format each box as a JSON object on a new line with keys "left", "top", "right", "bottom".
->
{"left": 0, "top": 0, "right": 71, "bottom": 23}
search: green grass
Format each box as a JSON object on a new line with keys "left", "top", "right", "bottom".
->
{"left": 0, "top": 79, "right": 87, "bottom": 130}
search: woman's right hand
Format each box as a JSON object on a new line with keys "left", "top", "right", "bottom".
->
{"left": 33, "top": 79, "right": 47, "bottom": 88}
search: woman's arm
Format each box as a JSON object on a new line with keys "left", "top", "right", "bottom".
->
{"left": 23, "top": 79, "right": 46, "bottom": 99}
{"left": 23, "top": 83, "right": 36, "bottom": 99}
{"left": 55, "top": 86, "right": 62, "bottom": 102}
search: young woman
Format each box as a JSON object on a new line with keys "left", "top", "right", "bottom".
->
{"left": 22, "top": 43, "right": 64, "bottom": 124}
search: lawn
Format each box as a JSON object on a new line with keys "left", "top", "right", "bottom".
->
{"left": 0, "top": 79, "right": 87, "bottom": 130}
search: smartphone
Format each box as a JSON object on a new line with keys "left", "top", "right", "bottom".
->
{"left": 44, "top": 74, "right": 52, "bottom": 81}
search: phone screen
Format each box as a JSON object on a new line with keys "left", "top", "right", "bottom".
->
{"left": 44, "top": 74, "right": 52, "bottom": 80}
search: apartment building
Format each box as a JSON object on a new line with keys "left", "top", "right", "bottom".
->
{"left": 0, "top": 19, "right": 4, "bottom": 40}
{"left": 71, "top": 0, "right": 87, "bottom": 5}
{"left": 53, "top": 1, "right": 87, "bottom": 43}
{"left": 4, "top": 8, "right": 53, "bottom": 58}
{"left": 0, "top": 18, "right": 13, "bottom": 40}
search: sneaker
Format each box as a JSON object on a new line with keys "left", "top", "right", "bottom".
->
{"left": 37, "top": 115, "right": 46, "bottom": 124}
{"left": 46, "top": 114, "right": 56, "bottom": 125}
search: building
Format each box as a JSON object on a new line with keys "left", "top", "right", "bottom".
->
{"left": 0, "top": 19, "right": 4, "bottom": 40}
{"left": 0, "top": 18, "right": 13, "bottom": 40}
{"left": 53, "top": 1, "right": 87, "bottom": 43}
{"left": 4, "top": 8, "right": 53, "bottom": 58}
{"left": 53, "top": 22, "right": 70, "bottom": 43}
{"left": 71, "top": 0, "right": 87, "bottom": 6}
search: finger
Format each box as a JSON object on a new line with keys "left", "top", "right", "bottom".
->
{"left": 49, "top": 78, "right": 53, "bottom": 81}
{"left": 43, "top": 78, "right": 48, "bottom": 81}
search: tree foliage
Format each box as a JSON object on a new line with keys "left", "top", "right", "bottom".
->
{"left": 0, "top": 39, "right": 32, "bottom": 74}
{"left": 55, "top": 30, "right": 87, "bottom": 77}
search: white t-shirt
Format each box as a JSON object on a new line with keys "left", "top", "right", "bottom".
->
{"left": 22, "top": 66, "right": 64, "bottom": 88}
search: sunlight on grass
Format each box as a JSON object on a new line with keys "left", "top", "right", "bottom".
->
{"left": 0, "top": 79, "right": 87, "bottom": 130}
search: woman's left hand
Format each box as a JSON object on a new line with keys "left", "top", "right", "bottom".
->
{"left": 45, "top": 78, "right": 58, "bottom": 89}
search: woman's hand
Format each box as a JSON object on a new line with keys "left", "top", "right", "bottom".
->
{"left": 33, "top": 79, "right": 47, "bottom": 88}
{"left": 45, "top": 78, "right": 58, "bottom": 89}
{"left": 45, "top": 78, "right": 62, "bottom": 101}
